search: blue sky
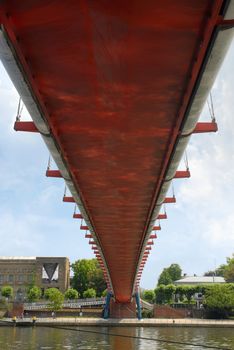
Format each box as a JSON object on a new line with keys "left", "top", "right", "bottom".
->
{"left": 0, "top": 40, "right": 234, "bottom": 290}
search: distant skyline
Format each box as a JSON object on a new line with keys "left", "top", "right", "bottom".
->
{"left": 0, "top": 40, "right": 234, "bottom": 289}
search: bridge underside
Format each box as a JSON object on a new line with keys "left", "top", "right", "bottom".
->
{"left": 0, "top": 1, "right": 233, "bottom": 303}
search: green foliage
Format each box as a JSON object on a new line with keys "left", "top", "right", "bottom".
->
{"left": 224, "top": 254, "right": 234, "bottom": 283}
{"left": 1, "top": 286, "right": 13, "bottom": 299}
{"left": 155, "top": 285, "right": 165, "bottom": 304}
{"left": 27, "top": 286, "right": 42, "bottom": 302}
{"left": 156, "top": 284, "right": 207, "bottom": 305}
{"left": 142, "top": 289, "right": 155, "bottom": 304}
{"left": 102, "top": 289, "right": 108, "bottom": 297}
{"left": 157, "top": 264, "right": 182, "bottom": 286}
{"left": 142, "top": 309, "right": 153, "bottom": 318}
{"left": 204, "top": 264, "right": 227, "bottom": 277}
{"left": 158, "top": 269, "right": 172, "bottom": 285}
{"left": 175, "top": 285, "right": 197, "bottom": 303}
{"left": 167, "top": 264, "right": 182, "bottom": 281}
{"left": 204, "top": 253, "right": 234, "bottom": 282}
{"left": 204, "top": 284, "right": 234, "bottom": 318}
{"left": 64, "top": 288, "right": 79, "bottom": 300}
{"left": 164, "top": 284, "right": 176, "bottom": 303}
{"left": 155, "top": 284, "right": 175, "bottom": 304}
{"left": 216, "top": 265, "right": 227, "bottom": 277}
{"left": 83, "top": 288, "right": 96, "bottom": 298}
{"left": 72, "top": 259, "right": 106, "bottom": 297}
{"left": 44, "top": 288, "right": 64, "bottom": 311}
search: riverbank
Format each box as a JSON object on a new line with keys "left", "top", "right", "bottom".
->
{"left": 1, "top": 317, "right": 234, "bottom": 328}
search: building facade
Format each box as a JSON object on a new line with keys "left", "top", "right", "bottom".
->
{"left": 0, "top": 257, "right": 70, "bottom": 299}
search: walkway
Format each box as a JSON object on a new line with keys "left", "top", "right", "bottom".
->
{"left": 2, "top": 318, "right": 234, "bottom": 328}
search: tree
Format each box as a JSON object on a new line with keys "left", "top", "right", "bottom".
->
{"left": 142, "top": 290, "right": 155, "bottom": 304}
{"left": 72, "top": 259, "right": 106, "bottom": 297}
{"left": 45, "top": 288, "right": 64, "bottom": 311}
{"left": 157, "top": 263, "right": 182, "bottom": 286}
{"left": 27, "top": 286, "right": 42, "bottom": 302}
{"left": 83, "top": 288, "right": 96, "bottom": 298}
{"left": 164, "top": 284, "right": 176, "bottom": 303}
{"left": 204, "top": 254, "right": 234, "bottom": 281}
{"left": 216, "top": 264, "right": 226, "bottom": 277}
{"left": 88, "top": 265, "right": 107, "bottom": 296}
{"left": 175, "top": 285, "right": 186, "bottom": 302}
{"left": 204, "top": 284, "right": 234, "bottom": 318}
{"left": 64, "top": 288, "right": 79, "bottom": 300}
{"left": 155, "top": 285, "right": 166, "bottom": 304}
{"left": 167, "top": 264, "right": 182, "bottom": 282}
{"left": 204, "top": 264, "right": 226, "bottom": 277}
{"left": 102, "top": 289, "right": 108, "bottom": 297}
{"left": 1, "top": 286, "right": 13, "bottom": 299}
{"left": 158, "top": 269, "right": 173, "bottom": 286}
{"left": 182, "top": 286, "right": 197, "bottom": 304}
{"left": 224, "top": 254, "right": 234, "bottom": 283}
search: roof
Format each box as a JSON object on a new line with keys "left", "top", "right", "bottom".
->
{"left": 0, "top": 257, "right": 36, "bottom": 260}
{"left": 175, "top": 276, "right": 226, "bottom": 284}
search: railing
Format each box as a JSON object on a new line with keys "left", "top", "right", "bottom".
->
{"left": 24, "top": 297, "right": 106, "bottom": 310}
{"left": 141, "top": 299, "right": 154, "bottom": 311}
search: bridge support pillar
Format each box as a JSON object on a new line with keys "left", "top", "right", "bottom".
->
{"left": 109, "top": 299, "right": 137, "bottom": 318}
{"left": 103, "top": 292, "right": 112, "bottom": 319}
{"left": 135, "top": 292, "right": 142, "bottom": 320}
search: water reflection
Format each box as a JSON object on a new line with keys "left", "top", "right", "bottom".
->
{"left": 109, "top": 327, "right": 136, "bottom": 350}
{"left": 0, "top": 326, "right": 233, "bottom": 349}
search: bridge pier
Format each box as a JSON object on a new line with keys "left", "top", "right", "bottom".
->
{"left": 104, "top": 292, "right": 142, "bottom": 319}
{"left": 109, "top": 299, "right": 136, "bottom": 318}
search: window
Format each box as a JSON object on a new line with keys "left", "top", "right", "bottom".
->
{"left": 0, "top": 275, "right": 4, "bottom": 284}
{"left": 18, "top": 274, "right": 24, "bottom": 282}
{"left": 27, "top": 274, "right": 33, "bottom": 283}
{"left": 8, "top": 274, "right": 14, "bottom": 283}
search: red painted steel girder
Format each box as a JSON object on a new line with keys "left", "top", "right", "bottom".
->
{"left": 152, "top": 225, "right": 161, "bottom": 231}
{"left": 14, "top": 121, "right": 38, "bottom": 133}
{"left": 193, "top": 122, "right": 218, "bottom": 134}
{"left": 174, "top": 170, "right": 190, "bottom": 179}
{"left": 73, "top": 213, "right": 83, "bottom": 219}
{"left": 163, "top": 197, "right": 176, "bottom": 204}
{"left": 0, "top": 0, "right": 228, "bottom": 302}
{"left": 46, "top": 170, "right": 62, "bottom": 178}
{"left": 157, "top": 213, "right": 167, "bottom": 220}
{"left": 63, "top": 196, "right": 75, "bottom": 203}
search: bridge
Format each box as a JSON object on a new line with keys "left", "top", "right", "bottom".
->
{"left": 0, "top": 1, "right": 233, "bottom": 318}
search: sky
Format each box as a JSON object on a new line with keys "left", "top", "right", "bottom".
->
{"left": 0, "top": 40, "right": 234, "bottom": 290}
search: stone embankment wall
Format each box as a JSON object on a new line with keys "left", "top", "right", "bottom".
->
{"left": 154, "top": 305, "right": 191, "bottom": 318}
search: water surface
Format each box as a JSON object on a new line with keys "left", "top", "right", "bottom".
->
{"left": 0, "top": 326, "right": 233, "bottom": 349}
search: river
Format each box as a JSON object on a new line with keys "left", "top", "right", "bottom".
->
{"left": 0, "top": 326, "right": 233, "bottom": 349}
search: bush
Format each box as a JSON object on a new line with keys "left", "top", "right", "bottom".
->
{"left": 142, "top": 309, "right": 153, "bottom": 318}
{"left": 155, "top": 284, "right": 175, "bottom": 304}
{"left": 44, "top": 288, "right": 64, "bottom": 311}
{"left": 142, "top": 289, "right": 155, "bottom": 304}
{"left": 102, "top": 289, "right": 108, "bottom": 297}
{"left": 1, "top": 286, "right": 13, "bottom": 299}
{"left": 83, "top": 288, "right": 96, "bottom": 298}
{"left": 204, "top": 284, "right": 234, "bottom": 319}
{"left": 27, "top": 286, "right": 42, "bottom": 302}
{"left": 64, "top": 288, "right": 79, "bottom": 300}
